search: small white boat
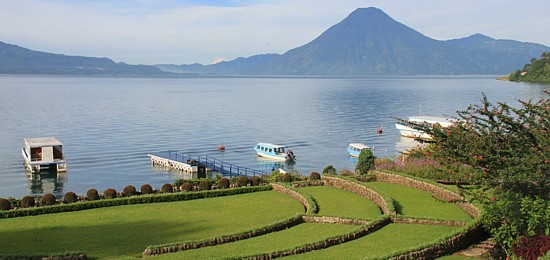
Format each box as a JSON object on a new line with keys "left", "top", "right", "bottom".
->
{"left": 347, "top": 143, "right": 374, "bottom": 158}
{"left": 395, "top": 116, "right": 454, "bottom": 139}
{"left": 22, "top": 137, "right": 67, "bottom": 173}
{"left": 253, "top": 143, "right": 295, "bottom": 161}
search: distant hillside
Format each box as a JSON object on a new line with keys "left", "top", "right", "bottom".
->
{"left": 161, "top": 7, "right": 550, "bottom": 75}
{"left": 0, "top": 41, "right": 168, "bottom": 75}
{"left": 508, "top": 52, "right": 550, "bottom": 82}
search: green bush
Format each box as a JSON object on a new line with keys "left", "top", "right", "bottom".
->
{"left": 356, "top": 149, "right": 375, "bottom": 175}
{"left": 86, "top": 189, "right": 99, "bottom": 201}
{"left": 173, "top": 178, "right": 185, "bottom": 187}
{"left": 340, "top": 169, "right": 355, "bottom": 176}
{"left": 160, "top": 183, "right": 173, "bottom": 193}
{"left": 237, "top": 176, "right": 249, "bottom": 187}
{"left": 199, "top": 179, "right": 211, "bottom": 191}
{"left": 141, "top": 184, "right": 154, "bottom": 195}
{"left": 63, "top": 192, "right": 78, "bottom": 204}
{"left": 20, "top": 196, "right": 35, "bottom": 208}
{"left": 309, "top": 172, "right": 321, "bottom": 180}
{"left": 269, "top": 170, "right": 285, "bottom": 182}
{"left": 103, "top": 188, "right": 117, "bottom": 199}
{"left": 217, "top": 178, "right": 230, "bottom": 189}
{"left": 122, "top": 185, "right": 136, "bottom": 197}
{"left": 0, "top": 198, "right": 11, "bottom": 210}
{"left": 322, "top": 165, "right": 337, "bottom": 175}
{"left": 181, "top": 182, "right": 194, "bottom": 192}
{"left": 41, "top": 193, "right": 56, "bottom": 206}
{"left": 282, "top": 173, "right": 292, "bottom": 183}
{"left": 251, "top": 176, "right": 262, "bottom": 186}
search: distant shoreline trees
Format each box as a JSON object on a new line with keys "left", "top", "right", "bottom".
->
{"left": 509, "top": 52, "right": 550, "bottom": 82}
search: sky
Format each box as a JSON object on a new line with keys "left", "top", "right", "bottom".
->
{"left": 1, "top": 0, "right": 549, "bottom": 65}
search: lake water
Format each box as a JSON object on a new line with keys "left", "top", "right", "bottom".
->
{"left": 0, "top": 75, "right": 547, "bottom": 198}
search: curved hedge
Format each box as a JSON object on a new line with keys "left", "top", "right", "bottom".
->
{"left": 0, "top": 186, "right": 272, "bottom": 219}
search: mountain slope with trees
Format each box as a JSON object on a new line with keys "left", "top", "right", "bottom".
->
{"left": 508, "top": 52, "right": 550, "bottom": 82}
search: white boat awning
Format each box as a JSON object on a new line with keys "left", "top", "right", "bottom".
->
{"left": 24, "top": 137, "right": 63, "bottom": 147}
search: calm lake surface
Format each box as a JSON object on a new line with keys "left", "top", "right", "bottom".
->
{"left": 0, "top": 75, "right": 547, "bottom": 198}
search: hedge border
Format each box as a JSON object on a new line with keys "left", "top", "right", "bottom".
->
{"left": 0, "top": 186, "right": 272, "bottom": 219}
{"left": 143, "top": 214, "right": 304, "bottom": 256}
{"left": 0, "top": 252, "right": 87, "bottom": 260}
{"left": 225, "top": 215, "right": 392, "bottom": 260}
{"left": 271, "top": 183, "right": 319, "bottom": 215}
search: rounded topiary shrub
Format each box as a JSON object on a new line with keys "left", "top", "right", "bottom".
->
{"left": 251, "top": 176, "right": 261, "bottom": 186}
{"left": 63, "top": 192, "right": 78, "bottom": 204}
{"left": 199, "top": 179, "right": 211, "bottom": 191}
{"left": 236, "top": 176, "right": 249, "bottom": 187}
{"left": 20, "top": 196, "right": 35, "bottom": 208}
{"left": 282, "top": 173, "right": 292, "bottom": 183}
{"left": 174, "top": 178, "right": 185, "bottom": 187}
{"left": 322, "top": 165, "right": 337, "bottom": 175}
{"left": 41, "top": 193, "right": 57, "bottom": 206}
{"left": 0, "top": 198, "right": 11, "bottom": 210}
{"left": 122, "top": 185, "right": 136, "bottom": 197}
{"left": 86, "top": 189, "right": 99, "bottom": 201}
{"left": 181, "top": 182, "right": 194, "bottom": 192}
{"left": 103, "top": 188, "right": 117, "bottom": 199}
{"left": 217, "top": 178, "right": 230, "bottom": 189}
{"left": 160, "top": 183, "right": 173, "bottom": 193}
{"left": 310, "top": 172, "right": 321, "bottom": 180}
{"left": 141, "top": 184, "right": 154, "bottom": 195}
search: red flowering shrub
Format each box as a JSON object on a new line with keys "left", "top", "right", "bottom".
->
{"left": 513, "top": 235, "right": 550, "bottom": 259}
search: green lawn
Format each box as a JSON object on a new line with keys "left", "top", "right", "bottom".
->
{"left": 300, "top": 186, "right": 381, "bottom": 219}
{"left": 0, "top": 191, "right": 303, "bottom": 259}
{"left": 364, "top": 182, "right": 472, "bottom": 221}
{"left": 283, "top": 223, "right": 458, "bottom": 259}
{"left": 153, "top": 223, "right": 361, "bottom": 259}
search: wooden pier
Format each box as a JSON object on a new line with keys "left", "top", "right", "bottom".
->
{"left": 148, "top": 150, "right": 267, "bottom": 177}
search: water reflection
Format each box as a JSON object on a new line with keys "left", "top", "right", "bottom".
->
{"left": 255, "top": 157, "right": 294, "bottom": 173}
{"left": 28, "top": 172, "right": 66, "bottom": 197}
{"left": 395, "top": 136, "right": 424, "bottom": 154}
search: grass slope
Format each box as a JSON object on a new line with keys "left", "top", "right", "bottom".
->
{"left": 284, "top": 223, "right": 458, "bottom": 259}
{"left": 301, "top": 186, "right": 381, "bottom": 219}
{"left": 0, "top": 191, "right": 303, "bottom": 259}
{"left": 153, "top": 223, "right": 360, "bottom": 259}
{"left": 365, "top": 182, "right": 472, "bottom": 221}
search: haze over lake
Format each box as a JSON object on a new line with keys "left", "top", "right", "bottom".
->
{"left": 0, "top": 75, "right": 547, "bottom": 198}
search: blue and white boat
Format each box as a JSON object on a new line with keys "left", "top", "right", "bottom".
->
{"left": 347, "top": 143, "right": 373, "bottom": 158}
{"left": 253, "top": 143, "right": 296, "bottom": 161}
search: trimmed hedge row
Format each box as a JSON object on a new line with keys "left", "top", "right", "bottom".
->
{"left": 143, "top": 214, "right": 304, "bottom": 256}
{"left": 0, "top": 186, "right": 272, "bottom": 219}
{"left": 226, "top": 215, "right": 392, "bottom": 260}
{"left": 322, "top": 175, "right": 396, "bottom": 215}
{"left": 0, "top": 251, "right": 86, "bottom": 260}
{"left": 271, "top": 183, "right": 319, "bottom": 215}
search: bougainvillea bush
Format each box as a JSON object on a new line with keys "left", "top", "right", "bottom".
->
{"left": 400, "top": 93, "right": 549, "bottom": 257}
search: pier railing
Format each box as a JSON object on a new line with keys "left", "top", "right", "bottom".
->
{"left": 149, "top": 150, "right": 267, "bottom": 177}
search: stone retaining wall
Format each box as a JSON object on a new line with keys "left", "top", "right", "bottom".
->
{"left": 302, "top": 216, "right": 371, "bottom": 225}
{"left": 373, "top": 171, "right": 480, "bottom": 218}
{"left": 392, "top": 217, "right": 468, "bottom": 227}
{"left": 322, "top": 176, "right": 392, "bottom": 215}
{"left": 271, "top": 183, "right": 316, "bottom": 214}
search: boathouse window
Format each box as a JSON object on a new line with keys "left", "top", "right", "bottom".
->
{"left": 31, "top": 147, "right": 42, "bottom": 161}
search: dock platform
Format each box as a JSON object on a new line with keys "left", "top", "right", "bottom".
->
{"left": 148, "top": 150, "right": 267, "bottom": 177}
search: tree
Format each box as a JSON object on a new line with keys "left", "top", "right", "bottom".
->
{"left": 356, "top": 148, "right": 375, "bottom": 175}
{"left": 400, "top": 93, "right": 549, "bottom": 257}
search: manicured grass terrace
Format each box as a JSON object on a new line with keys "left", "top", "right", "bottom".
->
{"left": 364, "top": 182, "right": 472, "bottom": 221}
{"left": 0, "top": 191, "right": 303, "bottom": 259}
{"left": 153, "top": 223, "right": 361, "bottom": 259}
{"left": 283, "top": 223, "right": 459, "bottom": 259}
{"left": 300, "top": 186, "right": 381, "bottom": 219}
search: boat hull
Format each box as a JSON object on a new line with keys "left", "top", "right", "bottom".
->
{"left": 395, "top": 123, "right": 432, "bottom": 139}
{"left": 255, "top": 151, "right": 288, "bottom": 161}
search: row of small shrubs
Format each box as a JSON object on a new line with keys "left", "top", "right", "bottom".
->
{"left": 0, "top": 186, "right": 272, "bottom": 219}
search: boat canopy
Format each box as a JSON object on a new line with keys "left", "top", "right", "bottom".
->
{"left": 256, "top": 143, "right": 287, "bottom": 149}
{"left": 349, "top": 143, "right": 371, "bottom": 150}
{"left": 24, "top": 137, "right": 63, "bottom": 148}
{"left": 407, "top": 116, "right": 454, "bottom": 127}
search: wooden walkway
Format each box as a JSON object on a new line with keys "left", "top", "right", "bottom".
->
{"left": 148, "top": 150, "right": 267, "bottom": 177}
